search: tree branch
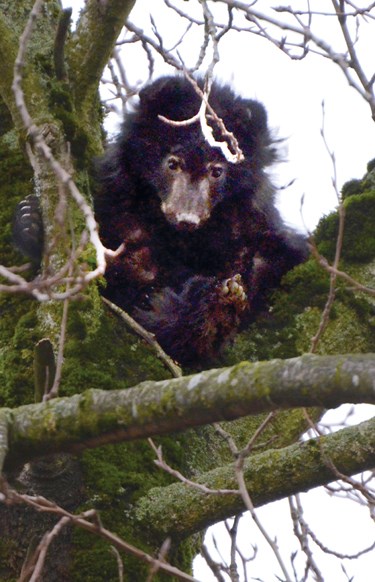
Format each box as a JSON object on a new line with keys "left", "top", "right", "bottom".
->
{"left": 134, "top": 416, "right": 375, "bottom": 538}
{"left": 214, "top": 1, "right": 375, "bottom": 116}
{"left": 3, "top": 353, "right": 375, "bottom": 470}
{"left": 68, "top": 0, "right": 136, "bottom": 109}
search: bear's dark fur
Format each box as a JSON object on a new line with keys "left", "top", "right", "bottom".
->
{"left": 95, "top": 76, "right": 308, "bottom": 366}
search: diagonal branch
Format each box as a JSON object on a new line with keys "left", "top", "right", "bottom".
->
{"left": 215, "top": 0, "right": 375, "bottom": 116}
{"left": 68, "top": 0, "right": 136, "bottom": 109}
{"left": 134, "top": 415, "right": 375, "bottom": 538}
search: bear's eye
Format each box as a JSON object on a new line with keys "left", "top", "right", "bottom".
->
{"left": 167, "top": 156, "right": 181, "bottom": 171}
{"left": 208, "top": 163, "right": 225, "bottom": 179}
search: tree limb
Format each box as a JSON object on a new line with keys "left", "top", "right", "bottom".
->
{"left": 68, "top": 0, "right": 136, "bottom": 109}
{"left": 134, "top": 415, "right": 375, "bottom": 538}
{"left": 3, "top": 353, "right": 375, "bottom": 469}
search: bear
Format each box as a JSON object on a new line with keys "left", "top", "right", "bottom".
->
{"left": 94, "top": 75, "right": 309, "bottom": 367}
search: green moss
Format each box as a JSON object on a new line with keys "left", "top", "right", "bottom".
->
{"left": 316, "top": 184, "right": 375, "bottom": 262}
{"left": 341, "top": 178, "right": 363, "bottom": 199}
{"left": 222, "top": 258, "right": 331, "bottom": 364}
{"left": 82, "top": 442, "right": 170, "bottom": 505}
{"left": 48, "top": 81, "right": 93, "bottom": 166}
{"left": 70, "top": 430, "right": 201, "bottom": 581}
{"left": 0, "top": 99, "right": 13, "bottom": 136}
{"left": 316, "top": 191, "right": 375, "bottom": 262}
{"left": 71, "top": 525, "right": 197, "bottom": 582}
{"left": 0, "top": 133, "right": 33, "bottom": 264}
{"left": 59, "top": 297, "right": 172, "bottom": 398}
{"left": 0, "top": 128, "right": 39, "bottom": 407}
{"left": 0, "top": 306, "right": 40, "bottom": 405}
{"left": 295, "top": 302, "right": 374, "bottom": 355}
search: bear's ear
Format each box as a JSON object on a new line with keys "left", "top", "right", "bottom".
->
{"left": 138, "top": 76, "right": 199, "bottom": 121}
{"left": 139, "top": 77, "right": 171, "bottom": 104}
{"left": 243, "top": 100, "right": 269, "bottom": 136}
{"left": 139, "top": 77, "right": 183, "bottom": 113}
{"left": 229, "top": 99, "right": 275, "bottom": 166}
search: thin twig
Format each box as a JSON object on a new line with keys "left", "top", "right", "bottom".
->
{"left": 4, "top": 487, "right": 199, "bottom": 582}
{"left": 310, "top": 103, "right": 346, "bottom": 352}
{"left": 148, "top": 438, "right": 239, "bottom": 495}
{"left": 102, "top": 297, "right": 182, "bottom": 378}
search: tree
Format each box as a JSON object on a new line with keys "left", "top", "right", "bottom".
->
{"left": 0, "top": 1, "right": 374, "bottom": 580}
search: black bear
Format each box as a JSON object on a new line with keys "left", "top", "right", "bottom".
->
{"left": 95, "top": 76, "right": 308, "bottom": 366}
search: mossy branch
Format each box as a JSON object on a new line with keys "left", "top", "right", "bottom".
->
{"left": 134, "top": 416, "right": 375, "bottom": 538}
{"left": 54, "top": 7, "right": 72, "bottom": 81}
{"left": 68, "top": 0, "right": 136, "bottom": 109}
{"left": 3, "top": 353, "right": 375, "bottom": 470}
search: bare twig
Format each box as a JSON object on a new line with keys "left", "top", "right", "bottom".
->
{"left": 303, "top": 409, "right": 375, "bottom": 518}
{"left": 44, "top": 291, "right": 69, "bottom": 400}
{"left": 309, "top": 246, "right": 375, "bottom": 296}
{"left": 146, "top": 538, "right": 171, "bottom": 582}
{"left": 102, "top": 297, "right": 182, "bottom": 378}
{"left": 215, "top": 0, "right": 375, "bottom": 116}
{"left": 288, "top": 495, "right": 324, "bottom": 582}
{"left": 310, "top": 103, "right": 345, "bottom": 352}
{"left": 200, "top": 543, "right": 227, "bottom": 582}
{"left": 226, "top": 515, "right": 241, "bottom": 582}
{"left": 2, "top": 486, "right": 199, "bottom": 582}
{"left": 214, "top": 412, "right": 292, "bottom": 582}
{"left": 110, "top": 546, "right": 124, "bottom": 582}
{"left": 148, "top": 438, "right": 239, "bottom": 495}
